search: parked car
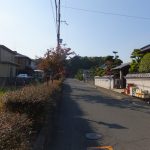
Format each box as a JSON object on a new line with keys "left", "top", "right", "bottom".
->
{"left": 16, "top": 74, "right": 33, "bottom": 85}
{"left": 17, "top": 74, "right": 28, "bottom": 78}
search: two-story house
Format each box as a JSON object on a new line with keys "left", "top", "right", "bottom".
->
{"left": 0, "top": 45, "right": 18, "bottom": 85}
{"left": 15, "top": 53, "right": 33, "bottom": 75}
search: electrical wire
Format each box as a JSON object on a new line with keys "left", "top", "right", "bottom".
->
{"left": 50, "top": 0, "right": 57, "bottom": 33}
{"left": 55, "top": 0, "right": 58, "bottom": 23}
{"left": 62, "top": 5, "right": 150, "bottom": 21}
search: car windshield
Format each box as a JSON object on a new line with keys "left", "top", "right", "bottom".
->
{"left": 17, "top": 74, "right": 28, "bottom": 78}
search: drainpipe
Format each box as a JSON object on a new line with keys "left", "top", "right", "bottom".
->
{"left": 120, "top": 69, "right": 123, "bottom": 88}
{"left": 109, "top": 75, "right": 111, "bottom": 89}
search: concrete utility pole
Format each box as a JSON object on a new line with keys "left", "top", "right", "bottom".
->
{"left": 57, "top": 0, "right": 61, "bottom": 48}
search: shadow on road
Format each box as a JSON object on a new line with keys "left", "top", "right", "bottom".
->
{"left": 71, "top": 84, "right": 150, "bottom": 115}
{"left": 44, "top": 79, "right": 150, "bottom": 150}
{"left": 85, "top": 119, "right": 128, "bottom": 129}
{"left": 44, "top": 81, "right": 103, "bottom": 150}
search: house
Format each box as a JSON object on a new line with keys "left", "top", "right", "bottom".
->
{"left": 112, "top": 63, "right": 130, "bottom": 88}
{"left": 95, "top": 62, "right": 131, "bottom": 89}
{"left": 125, "top": 44, "right": 150, "bottom": 97}
{"left": 0, "top": 45, "right": 18, "bottom": 86}
{"left": 30, "top": 59, "right": 37, "bottom": 70}
{"left": 15, "top": 53, "right": 33, "bottom": 75}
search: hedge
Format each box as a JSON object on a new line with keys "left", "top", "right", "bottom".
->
{"left": 0, "top": 81, "right": 62, "bottom": 149}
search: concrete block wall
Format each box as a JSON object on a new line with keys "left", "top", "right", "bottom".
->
{"left": 126, "top": 78, "right": 150, "bottom": 93}
{"left": 95, "top": 76, "right": 114, "bottom": 89}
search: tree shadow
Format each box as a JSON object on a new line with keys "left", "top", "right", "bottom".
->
{"left": 83, "top": 119, "right": 128, "bottom": 129}
{"left": 66, "top": 79, "right": 150, "bottom": 115}
{"left": 98, "top": 121, "right": 127, "bottom": 129}
{"left": 45, "top": 81, "right": 104, "bottom": 150}
{"left": 70, "top": 85, "right": 150, "bottom": 115}
{"left": 44, "top": 79, "right": 150, "bottom": 150}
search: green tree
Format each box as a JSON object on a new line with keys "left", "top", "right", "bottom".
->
{"left": 104, "top": 55, "right": 123, "bottom": 75}
{"left": 89, "top": 67, "right": 105, "bottom": 77}
{"left": 75, "top": 69, "right": 83, "bottom": 80}
{"left": 66, "top": 54, "right": 122, "bottom": 77}
{"left": 139, "top": 53, "right": 150, "bottom": 73}
{"left": 130, "top": 49, "right": 143, "bottom": 63}
{"left": 66, "top": 56, "right": 105, "bottom": 77}
{"left": 129, "top": 49, "right": 144, "bottom": 73}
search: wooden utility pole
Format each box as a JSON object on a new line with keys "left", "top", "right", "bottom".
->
{"left": 57, "top": 0, "right": 61, "bottom": 48}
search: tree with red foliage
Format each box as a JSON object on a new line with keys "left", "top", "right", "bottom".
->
{"left": 38, "top": 46, "right": 74, "bottom": 79}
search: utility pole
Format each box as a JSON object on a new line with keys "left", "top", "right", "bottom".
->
{"left": 57, "top": 0, "right": 61, "bottom": 48}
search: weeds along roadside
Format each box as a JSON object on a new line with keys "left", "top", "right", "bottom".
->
{"left": 0, "top": 80, "right": 62, "bottom": 150}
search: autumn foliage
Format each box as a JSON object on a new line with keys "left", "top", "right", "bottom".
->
{"left": 38, "top": 47, "right": 74, "bottom": 78}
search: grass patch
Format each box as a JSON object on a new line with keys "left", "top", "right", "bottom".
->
{"left": 0, "top": 87, "right": 17, "bottom": 96}
{"left": 0, "top": 89, "right": 6, "bottom": 96}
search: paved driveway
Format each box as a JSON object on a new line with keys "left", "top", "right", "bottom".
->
{"left": 46, "top": 78, "right": 150, "bottom": 150}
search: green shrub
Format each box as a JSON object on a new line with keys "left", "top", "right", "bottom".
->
{"left": 0, "top": 88, "right": 6, "bottom": 96}
{"left": 139, "top": 53, "right": 150, "bottom": 73}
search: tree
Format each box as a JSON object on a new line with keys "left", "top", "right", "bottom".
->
{"left": 66, "top": 55, "right": 82, "bottom": 77}
{"left": 129, "top": 49, "right": 144, "bottom": 73}
{"left": 130, "top": 49, "right": 143, "bottom": 63}
{"left": 75, "top": 69, "right": 83, "bottom": 80}
{"left": 139, "top": 53, "right": 150, "bottom": 73}
{"left": 66, "top": 54, "right": 122, "bottom": 77}
{"left": 90, "top": 67, "right": 105, "bottom": 77}
{"left": 38, "top": 47, "right": 74, "bottom": 78}
{"left": 66, "top": 56, "right": 105, "bottom": 77}
{"left": 104, "top": 55, "right": 122, "bottom": 75}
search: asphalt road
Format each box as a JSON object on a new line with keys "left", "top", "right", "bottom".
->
{"left": 46, "top": 78, "right": 150, "bottom": 150}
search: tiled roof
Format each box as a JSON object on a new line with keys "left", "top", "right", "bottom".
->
{"left": 126, "top": 73, "right": 150, "bottom": 78}
{"left": 140, "top": 44, "right": 150, "bottom": 53}
{"left": 112, "top": 63, "right": 130, "bottom": 70}
{"left": 0, "top": 45, "right": 16, "bottom": 54}
{"left": 15, "top": 53, "right": 31, "bottom": 60}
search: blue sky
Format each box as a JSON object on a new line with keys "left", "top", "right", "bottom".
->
{"left": 0, "top": 0, "right": 150, "bottom": 62}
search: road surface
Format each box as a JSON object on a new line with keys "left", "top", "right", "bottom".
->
{"left": 46, "top": 78, "right": 150, "bottom": 150}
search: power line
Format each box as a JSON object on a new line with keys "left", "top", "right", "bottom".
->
{"left": 50, "top": 0, "right": 57, "bottom": 33}
{"left": 55, "top": 0, "right": 58, "bottom": 25}
{"left": 62, "top": 5, "right": 150, "bottom": 21}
